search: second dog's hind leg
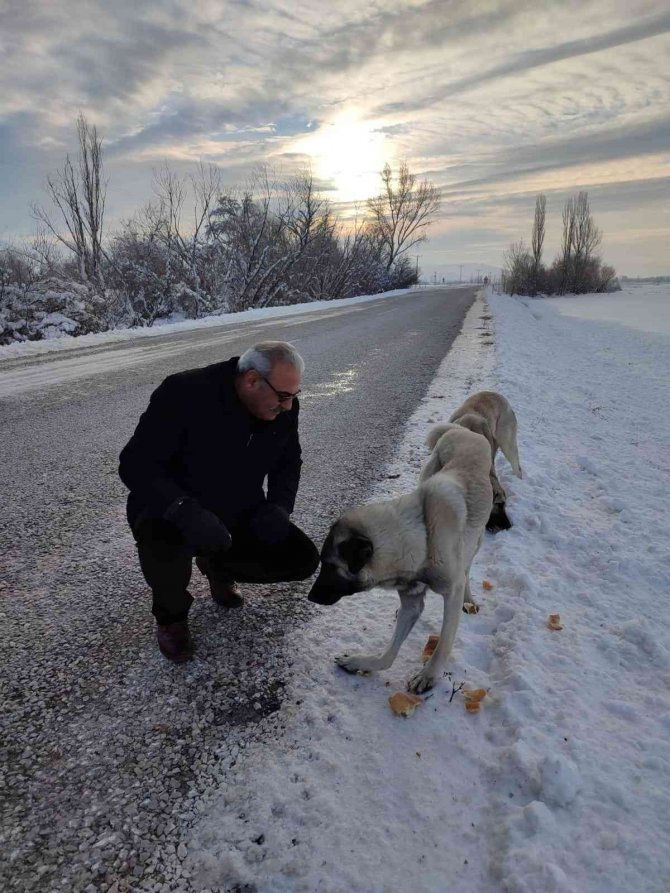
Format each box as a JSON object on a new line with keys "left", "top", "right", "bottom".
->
{"left": 335, "top": 583, "right": 427, "bottom": 675}
{"left": 486, "top": 464, "right": 512, "bottom": 532}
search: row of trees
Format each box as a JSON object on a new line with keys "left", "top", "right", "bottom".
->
{"left": 502, "top": 192, "right": 618, "bottom": 296}
{"left": 0, "top": 116, "right": 441, "bottom": 344}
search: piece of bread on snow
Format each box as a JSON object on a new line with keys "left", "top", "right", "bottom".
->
{"left": 463, "top": 688, "right": 487, "bottom": 712}
{"left": 388, "top": 691, "right": 423, "bottom": 716}
{"left": 547, "top": 613, "right": 563, "bottom": 630}
{"left": 421, "top": 635, "right": 440, "bottom": 663}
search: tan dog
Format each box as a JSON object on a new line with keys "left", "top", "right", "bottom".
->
{"left": 308, "top": 424, "right": 493, "bottom": 693}
{"left": 449, "top": 391, "right": 522, "bottom": 532}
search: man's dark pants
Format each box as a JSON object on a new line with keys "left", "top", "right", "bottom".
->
{"left": 134, "top": 516, "right": 320, "bottom": 625}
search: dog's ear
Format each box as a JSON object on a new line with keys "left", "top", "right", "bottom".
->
{"left": 339, "top": 534, "right": 373, "bottom": 574}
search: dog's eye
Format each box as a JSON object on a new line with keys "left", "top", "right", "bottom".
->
{"left": 340, "top": 535, "right": 373, "bottom": 573}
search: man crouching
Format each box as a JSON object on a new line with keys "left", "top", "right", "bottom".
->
{"left": 119, "top": 341, "right": 319, "bottom": 663}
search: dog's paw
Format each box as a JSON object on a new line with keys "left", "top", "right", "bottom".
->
{"left": 487, "top": 503, "right": 513, "bottom": 532}
{"left": 463, "top": 601, "right": 480, "bottom": 615}
{"left": 335, "top": 654, "right": 378, "bottom": 674}
{"left": 407, "top": 668, "right": 436, "bottom": 694}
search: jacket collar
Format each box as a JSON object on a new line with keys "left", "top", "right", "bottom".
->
{"left": 219, "top": 357, "right": 245, "bottom": 416}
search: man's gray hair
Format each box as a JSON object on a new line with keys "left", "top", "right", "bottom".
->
{"left": 237, "top": 341, "right": 305, "bottom": 376}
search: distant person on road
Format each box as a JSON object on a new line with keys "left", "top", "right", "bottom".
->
{"left": 119, "top": 341, "right": 319, "bottom": 663}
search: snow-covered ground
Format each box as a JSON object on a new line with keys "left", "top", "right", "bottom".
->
{"left": 551, "top": 282, "right": 670, "bottom": 336}
{"left": 183, "top": 285, "right": 670, "bottom": 893}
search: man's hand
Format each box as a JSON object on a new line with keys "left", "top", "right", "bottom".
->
{"left": 165, "top": 497, "right": 232, "bottom": 553}
{"left": 250, "top": 502, "right": 290, "bottom": 545}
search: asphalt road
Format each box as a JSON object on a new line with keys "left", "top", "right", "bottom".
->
{"left": 0, "top": 286, "right": 478, "bottom": 892}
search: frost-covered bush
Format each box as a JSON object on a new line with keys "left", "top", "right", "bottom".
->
{"left": 0, "top": 278, "right": 108, "bottom": 344}
{"left": 2, "top": 159, "right": 433, "bottom": 342}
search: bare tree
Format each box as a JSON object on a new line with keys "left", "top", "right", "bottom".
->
{"left": 116, "top": 162, "right": 224, "bottom": 319}
{"left": 33, "top": 113, "right": 107, "bottom": 284}
{"left": 206, "top": 167, "right": 334, "bottom": 311}
{"left": 188, "top": 162, "right": 221, "bottom": 289}
{"left": 295, "top": 202, "right": 377, "bottom": 301}
{"left": 596, "top": 263, "right": 617, "bottom": 292}
{"left": 530, "top": 193, "right": 546, "bottom": 295}
{"left": 276, "top": 170, "right": 336, "bottom": 298}
{"left": 77, "top": 114, "right": 106, "bottom": 282}
{"left": 555, "top": 194, "right": 577, "bottom": 294}
{"left": 502, "top": 239, "right": 532, "bottom": 295}
{"left": 571, "top": 191, "right": 602, "bottom": 293}
{"left": 150, "top": 163, "right": 221, "bottom": 282}
{"left": 0, "top": 243, "right": 39, "bottom": 296}
{"left": 149, "top": 164, "right": 186, "bottom": 308}
{"left": 30, "top": 226, "right": 61, "bottom": 279}
{"left": 250, "top": 169, "right": 331, "bottom": 308}
{"left": 0, "top": 229, "right": 61, "bottom": 293}
{"left": 281, "top": 170, "right": 329, "bottom": 250}
{"left": 554, "top": 191, "right": 603, "bottom": 294}
{"left": 226, "top": 167, "right": 281, "bottom": 311}
{"left": 366, "top": 162, "right": 440, "bottom": 271}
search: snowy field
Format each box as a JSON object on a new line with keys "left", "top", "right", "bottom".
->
{"left": 552, "top": 282, "right": 670, "bottom": 336}
{"left": 182, "top": 285, "right": 670, "bottom": 893}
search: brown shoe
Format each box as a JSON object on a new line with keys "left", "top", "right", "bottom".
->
{"left": 196, "top": 556, "right": 244, "bottom": 608}
{"left": 156, "top": 620, "right": 193, "bottom": 663}
{"left": 212, "top": 579, "right": 244, "bottom": 608}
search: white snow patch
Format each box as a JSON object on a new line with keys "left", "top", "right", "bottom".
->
{"left": 551, "top": 282, "right": 670, "bottom": 336}
{"left": 539, "top": 755, "right": 582, "bottom": 808}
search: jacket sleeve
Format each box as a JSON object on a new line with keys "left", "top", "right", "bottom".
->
{"left": 118, "top": 375, "right": 189, "bottom": 516}
{"left": 266, "top": 405, "right": 302, "bottom": 515}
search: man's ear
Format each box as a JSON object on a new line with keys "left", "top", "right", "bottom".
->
{"left": 339, "top": 534, "right": 373, "bottom": 574}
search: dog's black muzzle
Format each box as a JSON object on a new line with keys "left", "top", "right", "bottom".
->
{"left": 307, "top": 564, "right": 358, "bottom": 605}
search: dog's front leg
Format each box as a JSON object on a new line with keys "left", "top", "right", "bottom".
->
{"left": 335, "top": 584, "right": 426, "bottom": 675}
{"left": 407, "top": 575, "right": 465, "bottom": 694}
{"left": 463, "top": 576, "right": 479, "bottom": 613}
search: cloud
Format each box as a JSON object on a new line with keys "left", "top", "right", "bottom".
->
{"left": 376, "top": 11, "right": 670, "bottom": 116}
{"left": 0, "top": 0, "right": 669, "bottom": 273}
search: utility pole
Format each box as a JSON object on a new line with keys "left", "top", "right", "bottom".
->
{"left": 459, "top": 264, "right": 463, "bottom": 283}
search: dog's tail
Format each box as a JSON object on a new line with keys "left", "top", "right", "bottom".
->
{"left": 426, "top": 423, "right": 457, "bottom": 452}
{"left": 497, "top": 410, "right": 523, "bottom": 478}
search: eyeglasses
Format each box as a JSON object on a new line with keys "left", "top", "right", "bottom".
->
{"left": 260, "top": 376, "right": 301, "bottom": 402}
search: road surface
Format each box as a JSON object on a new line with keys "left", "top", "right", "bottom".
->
{"left": 0, "top": 286, "right": 478, "bottom": 891}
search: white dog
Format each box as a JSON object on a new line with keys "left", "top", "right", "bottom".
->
{"left": 308, "top": 424, "right": 492, "bottom": 693}
{"left": 449, "top": 390, "right": 522, "bottom": 531}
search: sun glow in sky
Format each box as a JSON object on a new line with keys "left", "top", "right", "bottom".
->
{"left": 291, "top": 114, "right": 391, "bottom": 204}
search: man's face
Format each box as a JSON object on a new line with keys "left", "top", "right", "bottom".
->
{"left": 236, "top": 361, "right": 302, "bottom": 421}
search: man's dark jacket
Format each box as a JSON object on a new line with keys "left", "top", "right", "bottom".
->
{"left": 119, "top": 358, "right": 302, "bottom": 530}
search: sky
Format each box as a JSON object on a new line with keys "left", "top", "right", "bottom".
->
{"left": 1, "top": 0, "right": 669, "bottom": 278}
